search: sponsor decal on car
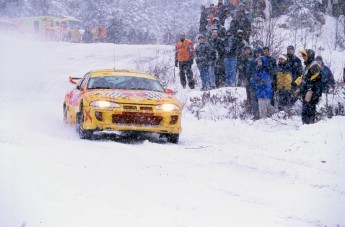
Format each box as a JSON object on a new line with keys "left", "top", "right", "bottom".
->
{"left": 85, "top": 109, "right": 92, "bottom": 122}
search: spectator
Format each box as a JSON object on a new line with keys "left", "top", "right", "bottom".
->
{"left": 209, "top": 6, "right": 217, "bottom": 28}
{"left": 315, "top": 56, "right": 335, "bottom": 94}
{"left": 210, "top": 30, "right": 227, "bottom": 87}
{"left": 82, "top": 26, "right": 93, "bottom": 43}
{"left": 175, "top": 32, "right": 195, "bottom": 89}
{"left": 91, "top": 24, "right": 99, "bottom": 42}
{"left": 216, "top": 0, "right": 229, "bottom": 26}
{"left": 224, "top": 10, "right": 234, "bottom": 31}
{"left": 208, "top": 17, "right": 226, "bottom": 39}
{"left": 286, "top": 45, "right": 303, "bottom": 103}
{"left": 99, "top": 24, "right": 108, "bottom": 42}
{"left": 263, "top": 47, "right": 277, "bottom": 81}
{"left": 208, "top": 31, "right": 219, "bottom": 89}
{"left": 251, "top": 56, "right": 275, "bottom": 119}
{"left": 238, "top": 46, "right": 253, "bottom": 106}
{"left": 275, "top": 54, "right": 293, "bottom": 111}
{"left": 71, "top": 26, "right": 81, "bottom": 43}
{"left": 246, "top": 47, "right": 263, "bottom": 119}
{"left": 263, "top": 46, "right": 277, "bottom": 105}
{"left": 223, "top": 0, "right": 236, "bottom": 11}
{"left": 298, "top": 49, "right": 322, "bottom": 124}
{"left": 286, "top": 45, "right": 303, "bottom": 81}
{"left": 199, "top": 5, "right": 209, "bottom": 36}
{"left": 232, "top": 3, "right": 252, "bottom": 43}
{"left": 223, "top": 29, "right": 245, "bottom": 86}
{"left": 195, "top": 34, "right": 216, "bottom": 90}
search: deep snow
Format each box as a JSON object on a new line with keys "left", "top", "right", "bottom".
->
{"left": 0, "top": 32, "right": 345, "bottom": 227}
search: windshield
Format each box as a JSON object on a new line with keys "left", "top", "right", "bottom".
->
{"left": 87, "top": 76, "right": 165, "bottom": 92}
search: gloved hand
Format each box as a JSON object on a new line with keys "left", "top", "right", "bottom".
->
{"left": 293, "top": 88, "right": 300, "bottom": 97}
{"left": 305, "top": 90, "right": 313, "bottom": 102}
{"left": 175, "top": 60, "right": 178, "bottom": 67}
{"left": 189, "top": 59, "right": 194, "bottom": 65}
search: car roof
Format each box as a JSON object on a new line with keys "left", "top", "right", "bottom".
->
{"left": 89, "top": 69, "right": 156, "bottom": 80}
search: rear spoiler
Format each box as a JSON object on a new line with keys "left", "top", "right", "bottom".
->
{"left": 69, "top": 76, "right": 82, "bottom": 85}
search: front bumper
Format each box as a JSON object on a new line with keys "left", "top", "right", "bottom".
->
{"left": 82, "top": 106, "right": 182, "bottom": 134}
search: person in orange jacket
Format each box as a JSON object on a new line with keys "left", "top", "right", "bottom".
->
{"left": 99, "top": 24, "right": 108, "bottom": 42}
{"left": 175, "top": 32, "right": 195, "bottom": 89}
{"left": 71, "top": 26, "right": 81, "bottom": 43}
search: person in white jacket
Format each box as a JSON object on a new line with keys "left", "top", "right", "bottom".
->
{"left": 224, "top": 10, "right": 233, "bottom": 31}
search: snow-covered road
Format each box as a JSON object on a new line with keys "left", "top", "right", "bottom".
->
{"left": 1, "top": 33, "right": 345, "bottom": 227}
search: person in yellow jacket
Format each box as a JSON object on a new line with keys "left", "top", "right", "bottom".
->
{"left": 175, "top": 32, "right": 195, "bottom": 89}
{"left": 91, "top": 25, "right": 99, "bottom": 42}
{"left": 275, "top": 54, "right": 293, "bottom": 111}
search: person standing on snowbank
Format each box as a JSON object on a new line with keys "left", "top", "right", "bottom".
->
{"left": 251, "top": 56, "right": 275, "bottom": 119}
{"left": 175, "top": 32, "right": 195, "bottom": 89}
{"left": 195, "top": 34, "right": 216, "bottom": 90}
{"left": 295, "top": 49, "right": 322, "bottom": 124}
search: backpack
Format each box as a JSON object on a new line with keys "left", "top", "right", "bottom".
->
{"left": 320, "top": 68, "right": 330, "bottom": 93}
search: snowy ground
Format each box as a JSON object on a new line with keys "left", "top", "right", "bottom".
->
{"left": 1, "top": 32, "right": 345, "bottom": 227}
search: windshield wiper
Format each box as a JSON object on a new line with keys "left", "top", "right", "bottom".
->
{"left": 90, "top": 87, "right": 112, "bottom": 89}
{"left": 128, "top": 87, "right": 148, "bottom": 90}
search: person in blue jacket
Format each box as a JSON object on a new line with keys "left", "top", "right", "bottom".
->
{"left": 251, "top": 56, "right": 275, "bottom": 119}
{"left": 315, "top": 56, "right": 335, "bottom": 94}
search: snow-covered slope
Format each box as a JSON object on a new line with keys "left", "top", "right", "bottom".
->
{"left": 1, "top": 33, "right": 345, "bottom": 227}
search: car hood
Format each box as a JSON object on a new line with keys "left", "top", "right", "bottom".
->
{"left": 87, "top": 89, "right": 180, "bottom": 106}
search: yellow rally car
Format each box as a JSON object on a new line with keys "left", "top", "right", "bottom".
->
{"left": 63, "top": 69, "right": 182, "bottom": 143}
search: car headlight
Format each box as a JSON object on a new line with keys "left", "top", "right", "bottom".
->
{"left": 155, "top": 104, "right": 180, "bottom": 112}
{"left": 90, "top": 101, "right": 120, "bottom": 108}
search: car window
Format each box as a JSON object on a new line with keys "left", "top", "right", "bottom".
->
{"left": 79, "top": 72, "right": 90, "bottom": 90}
{"left": 87, "top": 76, "right": 165, "bottom": 92}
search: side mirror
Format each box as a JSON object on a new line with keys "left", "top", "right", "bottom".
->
{"left": 160, "top": 80, "right": 168, "bottom": 87}
{"left": 165, "top": 88, "right": 174, "bottom": 94}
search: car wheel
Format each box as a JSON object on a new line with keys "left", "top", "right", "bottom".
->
{"left": 166, "top": 133, "right": 179, "bottom": 144}
{"left": 76, "top": 108, "right": 93, "bottom": 140}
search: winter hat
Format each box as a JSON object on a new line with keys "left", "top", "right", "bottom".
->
{"left": 244, "top": 45, "right": 252, "bottom": 51}
{"left": 315, "top": 55, "right": 323, "bottom": 62}
{"left": 300, "top": 49, "right": 315, "bottom": 62}
{"left": 287, "top": 45, "right": 295, "bottom": 50}
{"left": 278, "top": 54, "right": 287, "bottom": 61}
{"left": 239, "top": 3, "right": 245, "bottom": 11}
{"left": 237, "top": 30, "right": 244, "bottom": 34}
{"left": 254, "top": 47, "right": 264, "bottom": 54}
{"left": 197, "top": 34, "right": 205, "bottom": 40}
{"left": 211, "top": 24, "right": 219, "bottom": 31}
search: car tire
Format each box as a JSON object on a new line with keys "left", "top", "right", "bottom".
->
{"left": 76, "top": 108, "right": 93, "bottom": 140}
{"left": 166, "top": 133, "right": 179, "bottom": 144}
{"left": 63, "top": 103, "right": 67, "bottom": 123}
